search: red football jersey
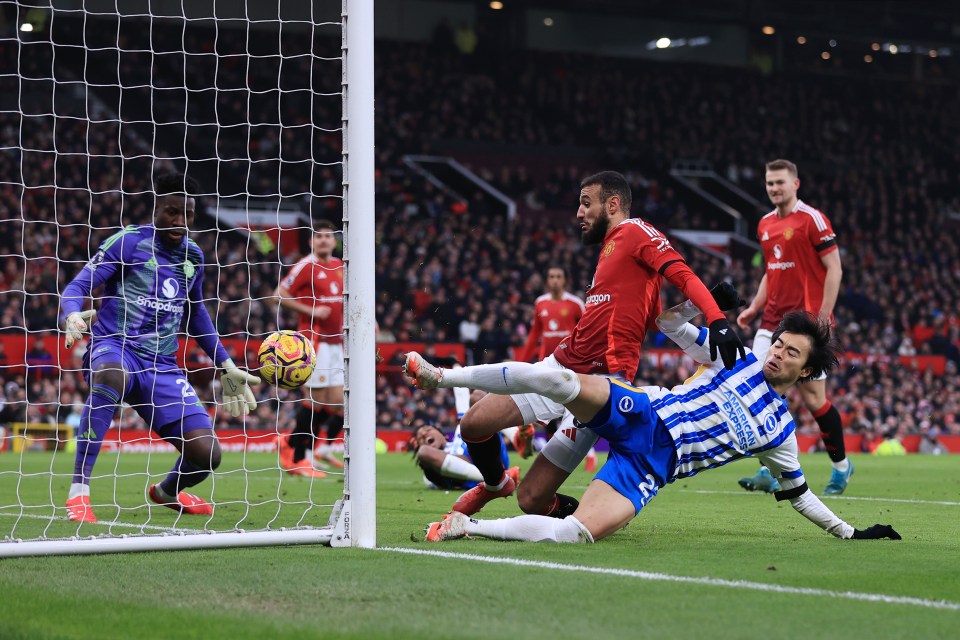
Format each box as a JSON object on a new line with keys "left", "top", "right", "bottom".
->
{"left": 281, "top": 254, "right": 344, "bottom": 344}
{"left": 553, "top": 218, "right": 687, "bottom": 380}
{"left": 757, "top": 199, "right": 838, "bottom": 331}
{"left": 518, "top": 292, "right": 585, "bottom": 362}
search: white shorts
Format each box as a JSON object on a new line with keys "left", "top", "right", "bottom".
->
{"left": 511, "top": 355, "right": 600, "bottom": 473}
{"left": 752, "top": 328, "right": 827, "bottom": 381}
{"left": 305, "top": 342, "right": 345, "bottom": 389}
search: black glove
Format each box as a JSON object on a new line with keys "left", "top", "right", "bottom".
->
{"left": 852, "top": 524, "right": 902, "bottom": 540}
{"left": 709, "top": 319, "right": 746, "bottom": 370}
{"left": 710, "top": 282, "right": 746, "bottom": 312}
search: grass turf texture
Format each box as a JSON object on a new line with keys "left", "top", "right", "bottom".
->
{"left": 1, "top": 451, "right": 958, "bottom": 639}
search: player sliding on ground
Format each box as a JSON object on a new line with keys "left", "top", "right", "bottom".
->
{"left": 60, "top": 173, "right": 260, "bottom": 523}
{"left": 405, "top": 298, "right": 901, "bottom": 543}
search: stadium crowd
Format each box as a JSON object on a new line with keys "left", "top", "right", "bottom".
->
{"left": 1, "top": 18, "right": 959, "bottom": 447}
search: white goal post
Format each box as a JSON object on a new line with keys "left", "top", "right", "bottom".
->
{"left": 0, "top": 0, "right": 375, "bottom": 557}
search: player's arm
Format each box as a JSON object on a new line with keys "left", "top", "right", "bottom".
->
{"left": 737, "top": 274, "right": 767, "bottom": 330}
{"left": 758, "top": 441, "right": 900, "bottom": 540}
{"left": 60, "top": 234, "right": 126, "bottom": 347}
{"left": 186, "top": 264, "right": 259, "bottom": 417}
{"left": 655, "top": 282, "right": 746, "bottom": 366}
{"left": 818, "top": 249, "right": 842, "bottom": 322}
{"left": 656, "top": 256, "right": 745, "bottom": 369}
{"left": 272, "top": 282, "right": 327, "bottom": 318}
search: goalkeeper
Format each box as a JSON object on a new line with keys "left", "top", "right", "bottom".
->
{"left": 407, "top": 288, "right": 901, "bottom": 544}
{"left": 59, "top": 174, "right": 259, "bottom": 524}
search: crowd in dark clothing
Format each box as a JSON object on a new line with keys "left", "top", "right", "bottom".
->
{"left": 1, "top": 17, "right": 958, "bottom": 445}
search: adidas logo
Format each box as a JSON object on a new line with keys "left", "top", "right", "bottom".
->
{"left": 719, "top": 328, "right": 728, "bottom": 335}
{"left": 561, "top": 427, "right": 577, "bottom": 442}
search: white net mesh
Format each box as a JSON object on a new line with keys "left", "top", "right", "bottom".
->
{"left": 0, "top": 2, "right": 355, "bottom": 550}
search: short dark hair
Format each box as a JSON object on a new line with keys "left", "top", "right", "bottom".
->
{"left": 547, "top": 265, "right": 568, "bottom": 279}
{"left": 580, "top": 171, "right": 632, "bottom": 213}
{"left": 765, "top": 159, "right": 798, "bottom": 178}
{"left": 770, "top": 311, "right": 841, "bottom": 381}
{"left": 314, "top": 219, "right": 339, "bottom": 233}
{"left": 154, "top": 173, "right": 199, "bottom": 197}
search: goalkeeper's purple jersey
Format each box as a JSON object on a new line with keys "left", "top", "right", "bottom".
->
{"left": 61, "top": 224, "right": 227, "bottom": 364}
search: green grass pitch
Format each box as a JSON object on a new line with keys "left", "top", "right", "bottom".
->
{"left": 1, "top": 451, "right": 958, "bottom": 639}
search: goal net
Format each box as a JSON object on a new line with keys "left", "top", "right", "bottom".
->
{"left": 0, "top": 0, "right": 375, "bottom": 557}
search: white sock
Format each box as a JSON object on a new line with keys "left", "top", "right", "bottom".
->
{"left": 316, "top": 443, "right": 332, "bottom": 457}
{"left": 68, "top": 483, "right": 90, "bottom": 500}
{"left": 832, "top": 458, "right": 850, "bottom": 473}
{"left": 453, "top": 386, "right": 471, "bottom": 419}
{"left": 440, "top": 455, "right": 484, "bottom": 483}
{"left": 440, "top": 362, "right": 581, "bottom": 405}
{"left": 464, "top": 514, "right": 593, "bottom": 543}
{"left": 152, "top": 484, "right": 175, "bottom": 502}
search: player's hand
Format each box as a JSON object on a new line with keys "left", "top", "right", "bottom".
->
{"left": 852, "top": 524, "right": 902, "bottom": 540}
{"left": 313, "top": 305, "right": 332, "bottom": 320}
{"left": 64, "top": 310, "right": 97, "bottom": 349}
{"left": 710, "top": 282, "right": 746, "bottom": 312}
{"left": 221, "top": 360, "right": 260, "bottom": 418}
{"left": 709, "top": 319, "right": 746, "bottom": 370}
{"left": 736, "top": 307, "right": 758, "bottom": 331}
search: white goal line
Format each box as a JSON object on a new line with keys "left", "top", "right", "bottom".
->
{"left": 381, "top": 547, "right": 960, "bottom": 612}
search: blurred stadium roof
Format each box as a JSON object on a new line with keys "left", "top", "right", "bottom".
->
{"left": 464, "top": 0, "right": 959, "bottom": 44}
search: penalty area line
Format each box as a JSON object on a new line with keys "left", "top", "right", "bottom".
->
{"left": 380, "top": 546, "right": 960, "bottom": 612}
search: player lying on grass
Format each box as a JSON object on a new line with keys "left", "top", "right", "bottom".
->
{"left": 60, "top": 173, "right": 260, "bottom": 523}
{"left": 411, "top": 384, "right": 528, "bottom": 490}
{"left": 405, "top": 298, "right": 901, "bottom": 543}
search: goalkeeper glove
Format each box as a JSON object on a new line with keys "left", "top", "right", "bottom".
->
{"left": 64, "top": 309, "right": 97, "bottom": 349}
{"left": 710, "top": 282, "right": 746, "bottom": 312}
{"left": 221, "top": 359, "right": 259, "bottom": 418}
{"left": 852, "top": 524, "right": 902, "bottom": 540}
{"left": 709, "top": 318, "right": 747, "bottom": 370}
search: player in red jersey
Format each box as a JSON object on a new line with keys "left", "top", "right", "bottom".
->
{"left": 736, "top": 159, "right": 852, "bottom": 495}
{"left": 272, "top": 221, "right": 344, "bottom": 477}
{"left": 443, "top": 171, "right": 746, "bottom": 518}
{"left": 516, "top": 267, "right": 592, "bottom": 467}
{"left": 517, "top": 267, "right": 585, "bottom": 363}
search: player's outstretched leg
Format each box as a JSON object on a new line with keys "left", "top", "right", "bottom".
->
{"left": 150, "top": 424, "right": 221, "bottom": 515}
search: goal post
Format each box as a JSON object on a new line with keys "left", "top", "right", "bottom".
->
{"left": 0, "top": 0, "right": 376, "bottom": 557}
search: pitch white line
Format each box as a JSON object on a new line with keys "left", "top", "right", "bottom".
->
{"left": 0, "top": 512, "right": 206, "bottom": 533}
{"left": 381, "top": 546, "right": 960, "bottom": 611}
{"left": 677, "top": 489, "right": 960, "bottom": 507}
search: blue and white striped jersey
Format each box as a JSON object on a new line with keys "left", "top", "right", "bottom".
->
{"left": 644, "top": 317, "right": 806, "bottom": 494}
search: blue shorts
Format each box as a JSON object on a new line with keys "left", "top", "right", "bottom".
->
{"left": 86, "top": 337, "right": 211, "bottom": 438}
{"left": 581, "top": 380, "right": 678, "bottom": 514}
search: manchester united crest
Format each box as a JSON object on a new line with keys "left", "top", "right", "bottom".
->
{"left": 602, "top": 241, "right": 615, "bottom": 257}
{"left": 784, "top": 227, "right": 794, "bottom": 240}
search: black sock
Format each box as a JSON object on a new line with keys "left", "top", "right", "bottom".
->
{"left": 545, "top": 494, "right": 579, "bottom": 519}
{"left": 814, "top": 403, "right": 846, "bottom": 463}
{"left": 325, "top": 413, "right": 344, "bottom": 440}
{"left": 464, "top": 435, "right": 507, "bottom": 486}
{"left": 289, "top": 405, "right": 316, "bottom": 462}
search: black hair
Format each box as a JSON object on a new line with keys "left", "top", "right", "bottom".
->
{"left": 770, "top": 311, "right": 841, "bottom": 381}
{"left": 580, "top": 170, "right": 632, "bottom": 213}
{"left": 314, "top": 219, "right": 339, "bottom": 233}
{"left": 154, "top": 173, "right": 199, "bottom": 197}
{"left": 547, "top": 265, "right": 568, "bottom": 280}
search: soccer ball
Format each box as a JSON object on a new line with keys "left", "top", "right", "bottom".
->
{"left": 257, "top": 330, "right": 316, "bottom": 389}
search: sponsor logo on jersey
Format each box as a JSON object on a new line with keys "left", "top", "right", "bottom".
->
{"left": 585, "top": 293, "right": 611, "bottom": 305}
{"left": 137, "top": 296, "right": 185, "bottom": 313}
{"left": 548, "top": 319, "right": 558, "bottom": 330}
{"left": 767, "top": 261, "right": 796, "bottom": 271}
{"left": 330, "top": 282, "right": 339, "bottom": 295}
{"left": 161, "top": 278, "right": 179, "bottom": 299}
{"left": 723, "top": 390, "right": 757, "bottom": 448}
{"left": 772, "top": 244, "right": 783, "bottom": 259}
{"left": 820, "top": 233, "right": 836, "bottom": 243}
{"left": 652, "top": 236, "right": 671, "bottom": 253}
{"left": 88, "top": 250, "right": 106, "bottom": 271}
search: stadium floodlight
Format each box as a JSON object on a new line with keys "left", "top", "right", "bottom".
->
{"left": 0, "top": 0, "right": 375, "bottom": 557}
